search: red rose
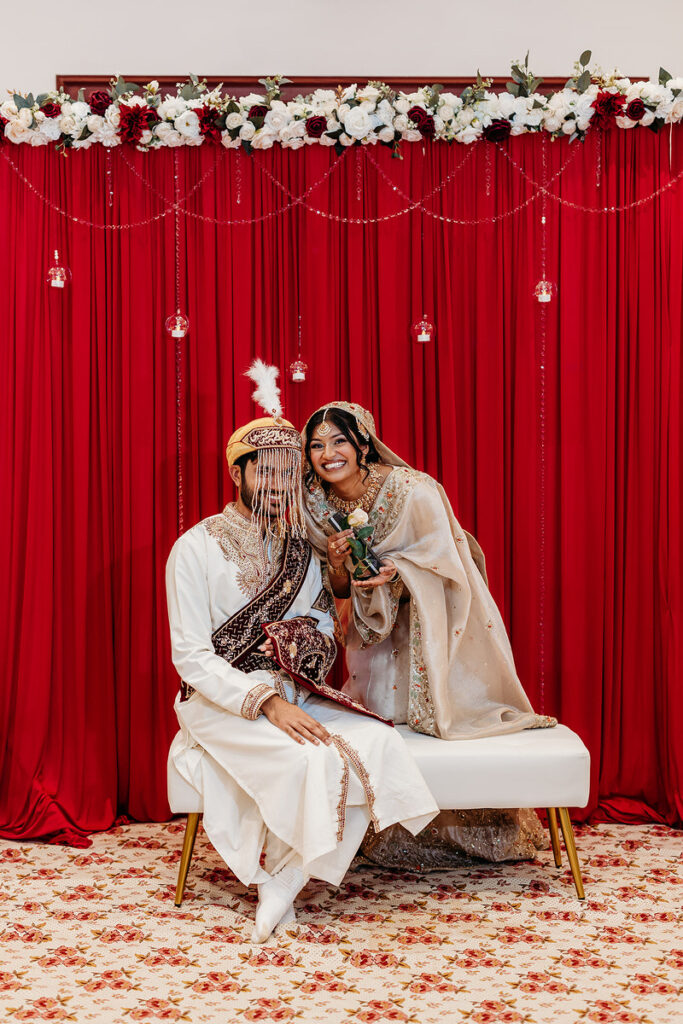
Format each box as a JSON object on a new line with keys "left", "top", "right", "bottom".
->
{"left": 483, "top": 118, "right": 511, "bottom": 142}
{"left": 626, "top": 98, "right": 646, "bottom": 121}
{"left": 118, "top": 103, "right": 159, "bottom": 143}
{"left": 89, "top": 90, "right": 112, "bottom": 116}
{"left": 305, "top": 114, "right": 326, "bottom": 138}
{"left": 198, "top": 107, "right": 221, "bottom": 143}
{"left": 591, "top": 90, "right": 626, "bottom": 130}
{"left": 0, "top": 115, "right": 8, "bottom": 139}
{"left": 408, "top": 105, "right": 428, "bottom": 127}
{"left": 248, "top": 105, "right": 268, "bottom": 119}
{"left": 40, "top": 101, "right": 61, "bottom": 119}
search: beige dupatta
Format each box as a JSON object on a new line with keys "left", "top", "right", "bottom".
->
{"left": 302, "top": 403, "right": 555, "bottom": 740}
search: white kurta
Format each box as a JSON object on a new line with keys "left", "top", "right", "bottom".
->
{"left": 166, "top": 508, "right": 438, "bottom": 887}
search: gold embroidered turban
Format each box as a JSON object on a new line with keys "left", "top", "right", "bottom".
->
{"left": 225, "top": 416, "right": 301, "bottom": 466}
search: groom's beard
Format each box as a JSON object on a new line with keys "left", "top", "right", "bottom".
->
{"left": 240, "top": 481, "right": 286, "bottom": 521}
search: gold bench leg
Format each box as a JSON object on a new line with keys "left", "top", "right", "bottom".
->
{"left": 175, "top": 813, "right": 201, "bottom": 907}
{"left": 546, "top": 808, "right": 562, "bottom": 867}
{"left": 557, "top": 807, "right": 585, "bottom": 900}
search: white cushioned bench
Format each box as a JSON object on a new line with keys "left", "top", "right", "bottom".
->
{"left": 168, "top": 723, "right": 590, "bottom": 905}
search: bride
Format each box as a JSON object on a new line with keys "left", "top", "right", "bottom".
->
{"left": 301, "top": 401, "right": 555, "bottom": 867}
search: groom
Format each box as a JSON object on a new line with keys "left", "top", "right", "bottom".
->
{"left": 166, "top": 393, "right": 437, "bottom": 943}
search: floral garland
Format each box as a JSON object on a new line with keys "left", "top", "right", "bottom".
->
{"left": 2, "top": 55, "right": 682, "bottom": 154}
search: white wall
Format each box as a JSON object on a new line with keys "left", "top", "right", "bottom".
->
{"left": 3, "top": 0, "right": 682, "bottom": 95}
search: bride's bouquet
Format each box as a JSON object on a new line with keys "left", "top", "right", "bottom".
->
{"left": 328, "top": 508, "right": 383, "bottom": 579}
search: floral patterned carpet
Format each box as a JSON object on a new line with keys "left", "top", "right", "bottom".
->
{"left": 0, "top": 821, "right": 681, "bottom": 1023}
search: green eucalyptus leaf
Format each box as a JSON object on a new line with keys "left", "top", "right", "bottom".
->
{"left": 180, "top": 84, "right": 194, "bottom": 101}
{"left": 659, "top": 67, "right": 672, "bottom": 85}
{"left": 577, "top": 70, "right": 591, "bottom": 94}
{"left": 36, "top": 93, "right": 48, "bottom": 106}
{"left": 579, "top": 50, "right": 592, "bottom": 67}
{"left": 506, "top": 82, "right": 519, "bottom": 95}
{"left": 531, "top": 77, "right": 544, "bottom": 93}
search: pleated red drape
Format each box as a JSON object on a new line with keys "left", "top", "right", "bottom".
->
{"left": 1, "top": 128, "right": 681, "bottom": 843}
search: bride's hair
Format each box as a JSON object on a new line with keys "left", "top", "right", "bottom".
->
{"left": 304, "top": 408, "right": 380, "bottom": 486}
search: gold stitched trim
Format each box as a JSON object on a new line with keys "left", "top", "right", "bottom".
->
{"left": 244, "top": 425, "right": 301, "bottom": 449}
{"left": 333, "top": 752, "right": 350, "bottom": 841}
{"left": 329, "top": 734, "right": 380, "bottom": 830}
{"left": 240, "top": 682, "right": 277, "bottom": 721}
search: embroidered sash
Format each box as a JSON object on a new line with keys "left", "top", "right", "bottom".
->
{"left": 211, "top": 535, "right": 312, "bottom": 672}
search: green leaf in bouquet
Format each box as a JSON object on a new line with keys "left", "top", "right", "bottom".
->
{"left": 347, "top": 539, "right": 364, "bottom": 559}
{"left": 576, "top": 70, "right": 591, "bottom": 94}
{"left": 355, "top": 525, "right": 374, "bottom": 541}
{"left": 579, "top": 50, "right": 592, "bottom": 67}
{"left": 659, "top": 67, "right": 672, "bottom": 86}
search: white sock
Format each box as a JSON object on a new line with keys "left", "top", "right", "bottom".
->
{"left": 251, "top": 865, "right": 306, "bottom": 944}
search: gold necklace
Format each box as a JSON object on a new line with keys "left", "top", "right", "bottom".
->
{"left": 326, "top": 463, "right": 384, "bottom": 515}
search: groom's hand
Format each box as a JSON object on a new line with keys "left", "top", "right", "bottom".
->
{"left": 261, "top": 695, "right": 332, "bottom": 747}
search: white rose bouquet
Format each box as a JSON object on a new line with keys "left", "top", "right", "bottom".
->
{"left": 328, "top": 508, "right": 383, "bottom": 579}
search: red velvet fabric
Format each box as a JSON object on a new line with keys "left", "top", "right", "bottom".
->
{"left": 1, "top": 130, "right": 681, "bottom": 843}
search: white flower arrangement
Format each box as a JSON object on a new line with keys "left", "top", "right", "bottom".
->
{"left": 1, "top": 59, "right": 681, "bottom": 153}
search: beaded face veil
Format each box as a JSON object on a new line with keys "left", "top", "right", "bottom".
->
{"left": 225, "top": 360, "right": 307, "bottom": 539}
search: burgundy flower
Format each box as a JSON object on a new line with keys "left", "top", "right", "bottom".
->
{"left": 420, "top": 114, "right": 435, "bottom": 137}
{"left": 626, "top": 98, "right": 646, "bottom": 121}
{"left": 118, "top": 103, "right": 159, "bottom": 143}
{"left": 248, "top": 104, "right": 268, "bottom": 119}
{"left": 40, "top": 101, "right": 61, "bottom": 119}
{"left": 305, "top": 114, "right": 326, "bottom": 138}
{"left": 198, "top": 106, "right": 221, "bottom": 143}
{"left": 591, "top": 90, "right": 627, "bottom": 130}
{"left": 0, "top": 115, "right": 8, "bottom": 140}
{"left": 408, "top": 105, "right": 428, "bottom": 128}
{"left": 89, "top": 90, "right": 112, "bottom": 116}
{"left": 483, "top": 118, "right": 511, "bottom": 142}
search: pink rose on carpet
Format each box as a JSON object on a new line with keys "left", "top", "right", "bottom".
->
{"left": 591, "top": 91, "right": 627, "bottom": 129}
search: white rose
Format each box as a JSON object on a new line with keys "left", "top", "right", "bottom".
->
{"left": 16, "top": 107, "right": 33, "bottom": 129}
{"left": 71, "top": 101, "right": 90, "bottom": 120}
{"left": 347, "top": 508, "right": 369, "bottom": 528}
{"left": 71, "top": 137, "right": 93, "bottom": 150}
{"left": 59, "top": 113, "right": 77, "bottom": 134}
{"left": 158, "top": 97, "right": 188, "bottom": 121}
{"left": 264, "top": 107, "right": 291, "bottom": 132}
{"left": 239, "top": 121, "right": 255, "bottom": 141}
{"left": 337, "top": 103, "right": 351, "bottom": 119}
{"left": 455, "top": 124, "right": 480, "bottom": 144}
{"left": 105, "top": 105, "right": 120, "bottom": 129}
{"left": 393, "top": 113, "right": 409, "bottom": 133}
{"left": 439, "top": 104, "right": 455, "bottom": 123}
{"left": 378, "top": 125, "right": 395, "bottom": 143}
{"left": 394, "top": 97, "right": 410, "bottom": 115}
{"left": 326, "top": 116, "right": 339, "bottom": 132}
{"left": 174, "top": 110, "right": 200, "bottom": 138}
{"left": 40, "top": 117, "right": 62, "bottom": 141}
{"left": 93, "top": 123, "right": 121, "bottom": 147}
{"left": 357, "top": 85, "right": 381, "bottom": 103}
{"left": 0, "top": 100, "right": 18, "bottom": 118}
{"left": 221, "top": 132, "right": 241, "bottom": 149}
{"left": 665, "top": 98, "right": 683, "bottom": 122}
{"left": 5, "top": 122, "right": 33, "bottom": 143}
{"left": 343, "top": 107, "right": 372, "bottom": 139}
{"left": 341, "top": 85, "right": 357, "bottom": 102}
{"left": 30, "top": 131, "right": 50, "bottom": 147}
{"left": 86, "top": 114, "right": 104, "bottom": 133}
{"left": 402, "top": 128, "right": 422, "bottom": 142}
{"left": 251, "top": 129, "right": 276, "bottom": 150}
{"left": 225, "top": 112, "right": 243, "bottom": 130}
{"left": 339, "top": 132, "right": 354, "bottom": 146}
{"left": 641, "top": 109, "right": 656, "bottom": 126}
{"left": 319, "top": 134, "right": 336, "bottom": 146}
{"left": 376, "top": 98, "right": 394, "bottom": 126}
{"left": 562, "top": 120, "right": 577, "bottom": 135}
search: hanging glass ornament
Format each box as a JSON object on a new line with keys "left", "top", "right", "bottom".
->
{"left": 165, "top": 311, "right": 190, "bottom": 338}
{"left": 534, "top": 280, "right": 555, "bottom": 304}
{"left": 289, "top": 358, "right": 308, "bottom": 382}
{"left": 411, "top": 312, "right": 434, "bottom": 344}
{"left": 46, "top": 250, "right": 72, "bottom": 289}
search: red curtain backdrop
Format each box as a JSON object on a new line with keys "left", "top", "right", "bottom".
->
{"left": 1, "top": 129, "right": 681, "bottom": 843}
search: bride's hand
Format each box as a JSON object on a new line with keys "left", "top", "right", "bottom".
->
{"left": 327, "top": 530, "right": 353, "bottom": 570}
{"left": 352, "top": 561, "right": 399, "bottom": 591}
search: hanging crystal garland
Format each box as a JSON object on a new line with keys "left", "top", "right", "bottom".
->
{"left": 165, "top": 150, "right": 187, "bottom": 535}
{"left": 165, "top": 152, "right": 190, "bottom": 341}
{"left": 46, "top": 249, "right": 71, "bottom": 289}
{"left": 165, "top": 311, "right": 190, "bottom": 338}
{"left": 412, "top": 215, "right": 435, "bottom": 343}
{"left": 289, "top": 314, "right": 308, "bottom": 382}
